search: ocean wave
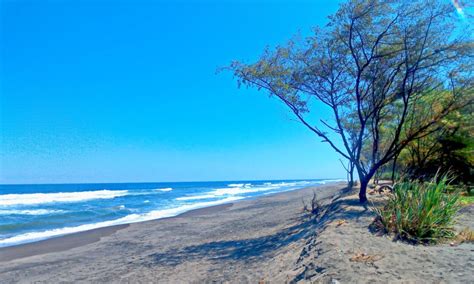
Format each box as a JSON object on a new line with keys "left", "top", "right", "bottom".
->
{"left": 0, "top": 190, "right": 129, "bottom": 206}
{"left": 177, "top": 186, "right": 273, "bottom": 200}
{"left": 227, "top": 183, "right": 244, "bottom": 187}
{"left": 198, "top": 181, "right": 309, "bottom": 198}
{"left": 315, "top": 179, "right": 346, "bottom": 185}
{"left": 153, "top": 188, "right": 173, "bottom": 192}
{"left": 183, "top": 180, "right": 346, "bottom": 199}
{"left": 212, "top": 186, "right": 274, "bottom": 196}
{"left": 227, "top": 183, "right": 251, "bottom": 188}
{"left": 262, "top": 181, "right": 303, "bottom": 187}
{"left": 175, "top": 194, "right": 218, "bottom": 201}
{"left": 0, "top": 209, "right": 65, "bottom": 215}
{"left": 220, "top": 180, "right": 346, "bottom": 196}
{"left": 0, "top": 196, "right": 242, "bottom": 247}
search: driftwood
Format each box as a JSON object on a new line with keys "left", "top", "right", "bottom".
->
{"left": 302, "top": 190, "right": 322, "bottom": 216}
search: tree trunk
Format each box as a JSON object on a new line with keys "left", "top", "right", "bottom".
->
{"left": 358, "top": 168, "right": 377, "bottom": 203}
{"left": 391, "top": 154, "right": 399, "bottom": 182}
{"left": 359, "top": 178, "right": 369, "bottom": 203}
{"left": 348, "top": 162, "right": 355, "bottom": 188}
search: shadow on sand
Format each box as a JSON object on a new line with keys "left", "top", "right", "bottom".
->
{"left": 149, "top": 218, "right": 313, "bottom": 266}
{"left": 148, "top": 187, "right": 381, "bottom": 272}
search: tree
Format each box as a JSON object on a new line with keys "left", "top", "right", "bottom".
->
{"left": 229, "top": 0, "right": 473, "bottom": 202}
{"left": 396, "top": 99, "right": 474, "bottom": 184}
{"left": 340, "top": 158, "right": 355, "bottom": 187}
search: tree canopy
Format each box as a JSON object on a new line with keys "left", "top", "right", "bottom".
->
{"left": 230, "top": 0, "right": 473, "bottom": 202}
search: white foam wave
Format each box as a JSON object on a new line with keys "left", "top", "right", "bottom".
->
{"left": 263, "top": 180, "right": 344, "bottom": 187}
{"left": 0, "top": 190, "right": 129, "bottom": 206}
{"left": 0, "top": 196, "right": 242, "bottom": 248}
{"left": 263, "top": 181, "right": 300, "bottom": 187}
{"left": 197, "top": 180, "right": 346, "bottom": 199}
{"left": 315, "top": 179, "right": 346, "bottom": 185}
{"left": 175, "top": 194, "right": 218, "bottom": 201}
{"left": 227, "top": 183, "right": 252, "bottom": 188}
{"left": 212, "top": 186, "right": 275, "bottom": 196}
{"left": 0, "top": 209, "right": 65, "bottom": 215}
{"left": 273, "top": 182, "right": 297, "bottom": 187}
{"left": 153, "top": 188, "right": 173, "bottom": 192}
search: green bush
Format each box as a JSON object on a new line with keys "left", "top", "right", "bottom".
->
{"left": 373, "top": 176, "right": 461, "bottom": 244}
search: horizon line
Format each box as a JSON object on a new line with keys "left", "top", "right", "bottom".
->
{"left": 0, "top": 177, "right": 346, "bottom": 186}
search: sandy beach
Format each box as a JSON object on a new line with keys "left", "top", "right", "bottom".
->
{"left": 0, "top": 183, "right": 472, "bottom": 283}
{"left": 2, "top": 0, "right": 472, "bottom": 282}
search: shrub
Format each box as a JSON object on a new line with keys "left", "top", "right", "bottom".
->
{"left": 373, "top": 176, "right": 461, "bottom": 244}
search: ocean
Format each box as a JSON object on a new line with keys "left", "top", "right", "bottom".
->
{"left": 0, "top": 179, "right": 344, "bottom": 247}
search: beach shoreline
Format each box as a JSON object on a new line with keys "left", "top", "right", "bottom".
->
{"left": 0, "top": 203, "right": 237, "bottom": 262}
{"left": 0, "top": 183, "right": 344, "bottom": 262}
{"left": 1, "top": 182, "right": 472, "bottom": 283}
{"left": 0, "top": 179, "right": 341, "bottom": 249}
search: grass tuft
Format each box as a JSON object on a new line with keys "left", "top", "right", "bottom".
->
{"left": 373, "top": 176, "right": 461, "bottom": 244}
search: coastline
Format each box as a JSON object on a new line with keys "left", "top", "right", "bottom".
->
{"left": 1, "top": 182, "right": 471, "bottom": 283}
{"left": 0, "top": 183, "right": 344, "bottom": 262}
{"left": 0, "top": 180, "right": 339, "bottom": 249}
{"left": 0, "top": 203, "right": 235, "bottom": 262}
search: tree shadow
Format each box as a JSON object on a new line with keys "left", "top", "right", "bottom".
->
{"left": 298, "top": 194, "right": 384, "bottom": 237}
{"left": 149, "top": 217, "right": 317, "bottom": 266}
{"left": 147, "top": 191, "right": 381, "bottom": 269}
{"left": 291, "top": 194, "right": 386, "bottom": 282}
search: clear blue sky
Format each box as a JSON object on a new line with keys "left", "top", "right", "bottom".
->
{"left": 0, "top": 0, "right": 346, "bottom": 184}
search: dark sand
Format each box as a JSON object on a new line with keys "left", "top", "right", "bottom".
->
{"left": 0, "top": 183, "right": 472, "bottom": 283}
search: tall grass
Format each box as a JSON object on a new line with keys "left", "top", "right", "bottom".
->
{"left": 373, "top": 176, "right": 461, "bottom": 244}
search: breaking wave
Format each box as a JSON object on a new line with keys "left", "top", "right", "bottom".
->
{"left": 0, "top": 190, "right": 129, "bottom": 206}
{"left": 0, "top": 196, "right": 242, "bottom": 247}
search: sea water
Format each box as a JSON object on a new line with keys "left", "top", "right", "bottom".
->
{"left": 0, "top": 179, "right": 344, "bottom": 247}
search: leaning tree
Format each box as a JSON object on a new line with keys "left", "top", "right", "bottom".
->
{"left": 229, "top": 0, "right": 473, "bottom": 202}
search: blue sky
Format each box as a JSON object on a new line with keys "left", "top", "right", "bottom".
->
{"left": 0, "top": 0, "right": 346, "bottom": 184}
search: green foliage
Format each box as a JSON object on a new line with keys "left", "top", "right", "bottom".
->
{"left": 459, "top": 195, "right": 474, "bottom": 206}
{"left": 394, "top": 102, "right": 474, "bottom": 184}
{"left": 229, "top": 0, "right": 474, "bottom": 202}
{"left": 373, "top": 176, "right": 461, "bottom": 243}
{"left": 375, "top": 168, "right": 400, "bottom": 181}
